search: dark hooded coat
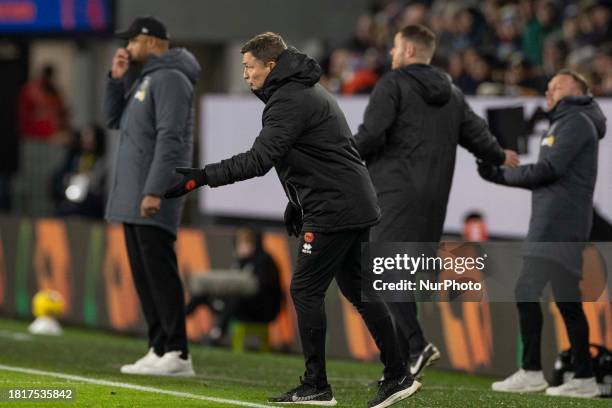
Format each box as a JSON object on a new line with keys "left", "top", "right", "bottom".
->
{"left": 355, "top": 64, "right": 505, "bottom": 242}
{"left": 205, "top": 48, "right": 380, "bottom": 232}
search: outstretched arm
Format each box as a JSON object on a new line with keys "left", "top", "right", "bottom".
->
{"left": 165, "top": 94, "right": 305, "bottom": 198}
{"left": 477, "top": 113, "right": 590, "bottom": 189}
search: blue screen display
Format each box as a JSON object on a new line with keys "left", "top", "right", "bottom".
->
{"left": 0, "top": 0, "right": 113, "bottom": 33}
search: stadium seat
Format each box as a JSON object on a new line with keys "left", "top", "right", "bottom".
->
{"left": 230, "top": 321, "right": 270, "bottom": 353}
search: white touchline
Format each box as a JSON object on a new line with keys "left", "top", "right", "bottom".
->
{"left": 0, "top": 364, "right": 274, "bottom": 408}
{"left": 0, "top": 330, "right": 32, "bottom": 342}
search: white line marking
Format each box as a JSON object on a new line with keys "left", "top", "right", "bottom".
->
{"left": 0, "top": 330, "right": 32, "bottom": 341}
{"left": 0, "top": 364, "right": 274, "bottom": 408}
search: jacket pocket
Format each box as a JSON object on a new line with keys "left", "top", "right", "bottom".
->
{"left": 285, "top": 181, "right": 304, "bottom": 220}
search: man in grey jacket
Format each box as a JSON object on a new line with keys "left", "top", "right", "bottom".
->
{"left": 480, "top": 70, "right": 606, "bottom": 398}
{"left": 103, "top": 16, "right": 200, "bottom": 376}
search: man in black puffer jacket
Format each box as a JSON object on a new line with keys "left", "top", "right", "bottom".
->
{"left": 165, "top": 32, "right": 420, "bottom": 408}
{"left": 354, "top": 25, "right": 519, "bottom": 379}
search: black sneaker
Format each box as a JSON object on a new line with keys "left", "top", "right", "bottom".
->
{"left": 409, "top": 343, "right": 440, "bottom": 379}
{"left": 368, "top": 375, "right": 421, "bottom": 408}
{"left": 269, "top": 378, "right": 337, "bottom": 406}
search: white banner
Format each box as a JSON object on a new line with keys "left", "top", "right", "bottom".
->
{"left": 200, "top": 95, "right": 612, "bottom": 238}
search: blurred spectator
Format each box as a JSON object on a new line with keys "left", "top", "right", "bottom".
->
{"left": 452, "top": 6, "right": 489, "bottom": 51}
{"left": 495, "top": 5, "right": 523, "bottom": 62}
{"left": 542, "top": 37, "right": 568, "bottom": 77}
{"left": 51, "top": 125, "right": 106, "bottom": 219}
{"left": 447, "top": 52, "right": 463, "bottom": 79}
{"left": 586, "top": 0, "right": 612, "bottom": 46}
{"left": 591, "top": 44, "right": 612, "bottom": 95}
{"left": 461, "top": 48, "right": 493, "bottom": 94}
{"left": 430, "top": 1, "right": 461, "bottom": 58}
{"left": 185, "top": 229, "right": 282, "bottom": 346}
{"left": 600, "top": 70, "right": 612, "bottom": 96}
{"left": 13, "top": 64, "right": 71, "bottom": 216}
{"left": 321, "top": 0, "right": 611, "bottom": 97}
{"left": 561, "top": 8, "right": 582, "bottom": 50}
{"left": 340, "top": 49, "right": 381, "bottom": 94}
{"left": 522, "top": 0, "right": 561, "bottom": 66}
{"left": 345, "top": 14, "right": 376, "bottom": 54}
{"left": 503, "top": 57, "right": 547, "bottom": 96}
{"left": 17, "top": 64, "right": 68, "bottom": 143}
{"left": 397, "top": 2, "right": 429, "bottom": 28}
{"left": 463, "top": 212, "right": 489, "bottom": 242}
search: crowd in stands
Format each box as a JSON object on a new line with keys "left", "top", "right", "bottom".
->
{"left": 320, "top": 0, "right": 611, "bottom": 96}
{"left": 3, "top": 1, "right": 609, "bottom": 219}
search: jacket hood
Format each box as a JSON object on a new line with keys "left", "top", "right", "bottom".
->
{"left": 399, "top": 63, "right": 452, "bottom": 106}
{"left": 550, "top": 96, "right": 607, "bottom": 139}
{"left": 142, "top": 48, "right": 201, "bottom": 84}
{"left": 254, "top": 47, "right": 322, "bottom": 103}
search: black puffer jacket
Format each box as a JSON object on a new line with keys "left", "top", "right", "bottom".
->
{"left": 355, "top": 64, "right": 505, "bottom": 242}
{"left": 205, "top": 48, "right": 380, "bottom": 232}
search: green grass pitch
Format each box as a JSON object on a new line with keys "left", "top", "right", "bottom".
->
{"left": 0, "top": 318, "right": 603, "bottom": 407}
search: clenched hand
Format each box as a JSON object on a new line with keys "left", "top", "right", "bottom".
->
{"left": 503, "top": 150, "right": 520, "bottom": 168}
{"left": 141, "top": 195, "right": 161, "bottom": 218}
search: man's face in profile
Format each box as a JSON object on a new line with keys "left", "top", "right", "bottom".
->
{"left": 242, "top": 52, "right": 274, "bottom": 91}
{"left": 545, "top": 74, "right": 583, "bottom": 110}
{"left": 127, "top": 35, "right": 153, "bottom": 62}
{"left": 390, "top": 33, "right": 407, "bottom": 70}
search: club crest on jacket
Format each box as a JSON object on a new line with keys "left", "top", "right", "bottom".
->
{"left": 135, "top": 77, "right": 151, "bottom": 102}
{"left": 541, "top": 134, "right": 555, "bottom": 147}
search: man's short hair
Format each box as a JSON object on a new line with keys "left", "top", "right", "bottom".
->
{"left": 241, "top": 32, "right": 287, "bottom": 63}
{"left": 556, "top": 68, "right": 590, "bottom": 95}
{"left": 398, "top": 24, "right": 437, "bottom": 59}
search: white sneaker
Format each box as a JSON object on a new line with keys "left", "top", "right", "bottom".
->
{"left": 28, "top": 316, "right": 62, "bottom": 336}
{"left": 120, "top": 348, "right": 162, "bottom": 374}
{"left": 545, "top": 377, "right": 600, "bottom": 398}
{"left": 491, "top": 369, "right": 548, "bottom": 393}
{"left": 137, "top": 351, "right": 195, "bottom": 377}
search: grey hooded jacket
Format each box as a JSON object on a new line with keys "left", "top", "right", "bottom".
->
{"left": 103, "top": 48, "right": 200, "bottom": 235}
{"left": 493, "top": 96, "right": 607, "bottom": 274}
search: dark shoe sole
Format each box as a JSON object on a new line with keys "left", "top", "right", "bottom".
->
{"left": 412, "top": 348, "right": 441, "bottom": 380}
{"left": 369, "top": 381, "right": 422, "bottom": 408}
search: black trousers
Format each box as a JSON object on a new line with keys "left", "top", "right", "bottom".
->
{"left": 385, "top": 300, "right": 427, "bottom": 361}
{"left": 290, "top": 228, "right": 406, "bottom": 387}
{"left": 124, "top": 224, "right": 188, "bottom": 357}
{"left": 383, "top": 247, "right": 432, "bottom": 361}
{"left": 515, "top": 257, "right": 593, "bottom": 378}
